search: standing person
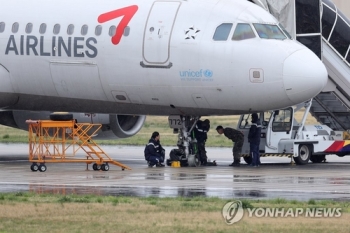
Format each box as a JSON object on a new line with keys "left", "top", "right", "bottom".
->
{"left": 248, "top": 113, "right": 262, "bottom": 167}
{"left": 194, "top": 119, "right": 210, "bottom": 165}
{"left": 216, "top": 125, "right": 244, "bottom": 167}
{"left": 144, "top": 131, "right": 165, "bottom": 167}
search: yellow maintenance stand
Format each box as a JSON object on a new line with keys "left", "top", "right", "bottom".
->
{"left": 26, "top": 119, "right": 131, "bottom": 172}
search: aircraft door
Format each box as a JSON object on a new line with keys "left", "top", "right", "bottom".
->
{"left": 141, "top": 1, "right": 181, "bottom": 68}
{"left": 265, "top": 107, "right": 294, "bottom": 153}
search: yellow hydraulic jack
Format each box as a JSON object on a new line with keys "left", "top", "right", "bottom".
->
{"left": 26, "top": 119, "right": 131, "bottom": 172}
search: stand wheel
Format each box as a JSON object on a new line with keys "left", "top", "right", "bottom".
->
{"left": 101, "top": 164, "right": 109, "bottom": 171}
{"left": 92, "top": 163, "right": 101, "bottom": 171}
{"left": 30, "top": 163, "right": 39, "bottom": 172}
{"left": 38, "top": 164, "right": 47, "bottom": 172}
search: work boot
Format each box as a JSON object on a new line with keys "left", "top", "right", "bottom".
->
{"left": 156, "top": 163, "right": 165, "bottom": 167}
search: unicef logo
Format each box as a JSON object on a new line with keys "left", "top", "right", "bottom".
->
{"left": 203, "top": 69, "right": 213, "bottom": 78}
{"left": 222, "top": 201, "right": 244, "bottom": 225}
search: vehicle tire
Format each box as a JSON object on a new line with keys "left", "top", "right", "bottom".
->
{"left": 38, "top": 164, "right": 47, "bottom": 172}
{"left": 293, "top": 144, "right": 311, "bottom": 165}
{"left": 50, "top": 113, "right": 73, "bottom": 121}
{"left": 188, "top": 154, "right": 200, "bottom": 167}
{"left": 243, "top": 155, "right": 252, "bottom": 165}
{"left": 30, "top": 163, "right": 39, "bottom": 172}
{"left": 310, "top": 155, "right": 325, "bottom": 163}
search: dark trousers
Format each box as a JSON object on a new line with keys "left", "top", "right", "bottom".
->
{"left": 148, "top": 155, "right": 164, "bottom": 166}
{"left": 233, "top": 139, "right": 244, "bottom": 163}
{"left": 197, "top": 141, "right": 207, "bottom": 164}
{"left": 250, "top": 143, "right": 260, "bottom": 166}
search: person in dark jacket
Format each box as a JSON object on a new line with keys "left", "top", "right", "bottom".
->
{"left": 194, "top": 119, "right": 210, "bottom": 165}
{"left": 216, "top": 125, "right": 244, "bottom": 166}
{"left": 144, "top": 131, "right": 165, "bottom": 167}
{"left": 248, "top": 113, "right": 262, "bottom": 167}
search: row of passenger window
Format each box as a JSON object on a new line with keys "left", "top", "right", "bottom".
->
{"left": 213, "top": 23, "right": 291, "bottom": 41}
{"left": 0, "top": 22, "right": 125, "bottom": 37}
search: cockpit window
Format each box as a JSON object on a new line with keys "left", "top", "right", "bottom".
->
{"left": 253, "top": 24, "right": 287, "bottom": 40}
{"left": 232, "top": 23, "right": 256, "bottom": 41}
{"left": 213, "top": 23, "right": 233, "bottom": 41}
{"left": 278, "top": 23, "right": 292, "bottom": 39}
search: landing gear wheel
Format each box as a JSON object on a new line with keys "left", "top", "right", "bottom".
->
{"left": 310, "top": 155, "right": 326, "bottom": 163}
{"left": 38, "top": 164, "right": 47, "bottom": 172}
{"left": 30, "top": 163, "right": 39, "bottom": 172}
{"left": 101, "top": 164, "right": 109, "bottom": 171}
{"left": 243, "top": 155, "right": 252, "bottom": 165}
{"left": 92, "top": 163, "right": 101, "bottom": 171}
{"left": 188, "top": 154, "right": 200, "bottom": 167}
{"left": 293, "top": 144, "right": 311, "bottom": 165}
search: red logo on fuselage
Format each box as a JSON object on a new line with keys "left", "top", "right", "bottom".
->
{"left": 98, "top": 5, "right": 138, "bottom": 45}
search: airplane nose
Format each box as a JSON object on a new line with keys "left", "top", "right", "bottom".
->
{"left": 283, "top": 49, "right": 328, "bottom": 104}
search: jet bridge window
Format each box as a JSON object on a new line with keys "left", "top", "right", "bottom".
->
{"left": 253, "top": 24, "right": 286, "bottom": 40}
{"left": 232, "top": 23, "right": 255, "bottom": 41}
{"left": 213, "top": 23, "right": 233, "bottom": 41}
{"left": 12, "top": 22, "right": 19, "bottom": 33}
{"left": 329, "top": 17, "right": 350, "bottom": 58}
{"left": 0, "top": 22, "right": 5, "bottom": 33}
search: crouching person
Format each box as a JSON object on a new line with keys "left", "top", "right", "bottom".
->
{"left": 144, "top": 131, "right": 165, "bottom": 167}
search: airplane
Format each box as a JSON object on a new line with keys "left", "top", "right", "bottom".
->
{"left": 0, "top": 0, "right": 328, "bottom": 166}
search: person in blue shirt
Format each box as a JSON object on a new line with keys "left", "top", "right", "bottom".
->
{"left": 144, "top": 131, "right": 165, "bottom": 167}
{"left": 248, "top": 113, "right": 262, "bottom": 167}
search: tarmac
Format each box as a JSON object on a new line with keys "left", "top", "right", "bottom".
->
{"left": 1, "top": 143, "right": 350, "bottom": 201}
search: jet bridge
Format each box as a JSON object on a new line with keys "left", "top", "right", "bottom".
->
{"left": 251, "top": 0, "right": 350, "bottom": 131}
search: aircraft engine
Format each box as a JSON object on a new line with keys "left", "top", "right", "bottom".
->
{"left": 0, "top": 110, "right": 146, "bottom": 139}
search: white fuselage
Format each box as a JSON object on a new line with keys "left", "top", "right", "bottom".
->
{"left": 0, "top": 0, "right": 328, "bottom": 116}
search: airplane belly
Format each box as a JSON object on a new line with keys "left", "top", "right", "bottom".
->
{"left": 50, "top": 61, "right": 108, "bottom": 101}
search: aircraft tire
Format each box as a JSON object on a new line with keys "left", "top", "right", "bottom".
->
{"left": 30, "top": 163, "right": 39, "bottom": 172}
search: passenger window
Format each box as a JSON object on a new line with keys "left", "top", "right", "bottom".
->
{"left": 95, "top": 25, "right": 102, "bottom": 36}
{"left": 109, "top": 26, "right": 116, "bottom": 37}
{"left": 53, "top": 24, "right": 60, "bottom": 35}
{"left": 213, "top": 23, "right": 233, "bottom": 41}
{"left": 25, "top": 23, "right": 33, "bottom": 34}
{"left": 0, "top": 22, "right": 5, "bottom": 33}
{"left": 124, "top": 26, "right": 130, "bottom": 36}
{"left": 67, "top": 24, "right": 74, "bottom": 35}
{"left": 232, "top": 23, "right": 255, "bottom": 41}
{"left": 39, "top": 23, "right": 47, "bottom": 34}
{"left": 253, "top": 24, "right": 286, "bottom": 40}
{"left": 81, "top": 24, "right": 88, "bottom": 35}
{"left": 12, "top": 22, "right": 19, "bottom": 33}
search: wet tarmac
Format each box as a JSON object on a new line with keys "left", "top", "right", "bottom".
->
{"left": 1, "top": 143, "right": 350, "bottom": 201}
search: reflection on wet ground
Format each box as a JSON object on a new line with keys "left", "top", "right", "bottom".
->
{"left": 1, "top": 144, "right": 350, "bottom": 201}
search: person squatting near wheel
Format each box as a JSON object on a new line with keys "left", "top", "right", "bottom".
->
{"left": 194, "top": 119, "right": 211, "bottom": 165}
{"left": 248, "top": 113, "right": 262, "bottom": 167}
{"left": 144, "top": 131, "right": 165, "bottom": 167}
{"left": 216, "top": 125, "right": 244, "bottom": 167}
